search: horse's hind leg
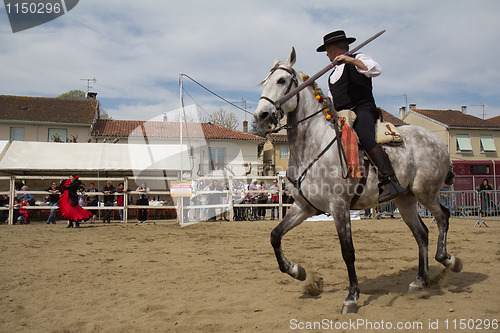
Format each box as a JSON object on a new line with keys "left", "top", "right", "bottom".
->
{"left": 332, "top": 206, "right": 360, "bottom": 314}
{"left": 270, "top": 203, "right": 315, "bottom": 281}
{"left": 394, "top": 193, "right": 430, "bottom": 292}
{"left": 420, "top": 199, "right": 463, "bottom": 273}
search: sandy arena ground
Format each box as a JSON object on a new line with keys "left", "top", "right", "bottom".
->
{"left": 0, "top": 217, "right": 498, "bottom": 332}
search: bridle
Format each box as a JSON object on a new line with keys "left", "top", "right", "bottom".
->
{"left": 258, "top": 65, "right": 351, "bottom": 212}
{"left": 259, "top": 66, "right": 300, "bottom": 128}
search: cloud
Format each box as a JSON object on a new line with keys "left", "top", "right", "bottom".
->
{"left": 1, "top": 0, "right": 499, "bottom": 121}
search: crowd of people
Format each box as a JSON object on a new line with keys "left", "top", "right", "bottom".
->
{"left": 187, "top": 178, "right": 292, "bottom": 222}
{"left": 0, "top": 178, "right": 152, "bottom": 226}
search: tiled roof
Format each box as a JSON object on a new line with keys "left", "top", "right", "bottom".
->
{"left": 379, "top": 108, "right": 407, "bottom": 126}
{"left": 488, "top": 115, "right": 500, "bottom": 127}
{"left": 0, "top": 95, "right": 98, "bottom": 124}
{"left": 92, "top": 119, "right": 266, "bottom": 141}
{"left": 411, "top": 109, "right": 500, "bottom": 128}
{"left": 266, "top": 134, "right": 288, "bottom": 143}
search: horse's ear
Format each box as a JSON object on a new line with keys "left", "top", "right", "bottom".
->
{"left": 286, "top": 47, "right": 296, "bottom": 67}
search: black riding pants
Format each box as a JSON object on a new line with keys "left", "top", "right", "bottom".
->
{"left": 352, "top": 102, "right": 378, "bottom": 151}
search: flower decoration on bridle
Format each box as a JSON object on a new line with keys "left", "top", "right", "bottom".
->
{"left": 301, "top": 74, "right": 333, "bottom": 121}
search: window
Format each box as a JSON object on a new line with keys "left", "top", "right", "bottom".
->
{"left": 10, "top": 127, "right": 24, "bottom": 141}
{"left": 480, "top": 135, "right": 496, "bottom": 152}
{"left": 470, "top": 165, "right": 490, "bottom": 175}
{"left": 208, "top": 147, "right": 225, "bottom": 171}
{"left": 456, "top": 134, "right": 472, "bottom": 152}
{"left": 48, "top": 128, "right": 67, "bottom": 142}
{"left": 280, "top": 145, "right": 289, "bottom": 159}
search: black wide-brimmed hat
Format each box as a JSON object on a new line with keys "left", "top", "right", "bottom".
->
{"left": 316, "top": 30, "right": 356, "bottom": 52}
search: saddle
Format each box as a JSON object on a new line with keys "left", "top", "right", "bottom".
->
{"left": 337, "top": 110, "right": 403, "bottom": 146}
{"left": 336, "top": 110, "right": 403, "bottom": 180}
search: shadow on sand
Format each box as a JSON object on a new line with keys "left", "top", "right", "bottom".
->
{"left": 358, "top": 264, "right": 487, "bottom": 307}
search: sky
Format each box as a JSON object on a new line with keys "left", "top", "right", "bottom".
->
{"left": 1, "top": 0, "right": 500, "bottom": 130}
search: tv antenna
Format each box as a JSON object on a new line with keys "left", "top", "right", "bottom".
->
{"left": 80, "top": 77, "right": 97, "bottom": 92}
{"left": 470, "top": 103, "right": 485, "bottom": 119}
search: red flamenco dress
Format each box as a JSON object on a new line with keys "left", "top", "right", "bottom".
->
{"left": 59, "top": 177, "right": 92, "bottom": 225}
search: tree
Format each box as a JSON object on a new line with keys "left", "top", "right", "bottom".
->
{"left": 57, "top": 89, "right": 111, "bottom": 119}
{"left": 208, "top": 108, "right": 238, "bottom": 130}
{"left": 250, "top": 118, "right": 267, "bottom": 138}
{"left": 57, "top": 89, "right": 86, "bottom": 99}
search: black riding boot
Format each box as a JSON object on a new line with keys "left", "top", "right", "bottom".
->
{"left": 367, "top": 144, "right": 406, "bottom": 203}
{"left": 66, "top": 220, "right": 74, "bottom": 228}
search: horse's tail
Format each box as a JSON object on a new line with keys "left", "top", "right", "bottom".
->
{"left": 444, "top": 163, "right": 455, "bottom": 186}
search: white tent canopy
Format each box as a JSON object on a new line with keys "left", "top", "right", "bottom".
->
{"left": 0, "top": 141, "right": 191, "bottom": 172}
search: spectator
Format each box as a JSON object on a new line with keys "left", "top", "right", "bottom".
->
{"left": 248, "top": 179, "right": 259, "bottom": 220}
{"left": 59, "top": 175, "right": 92, "bottom": 228}
{"left": 257, "top": 181, "right": 268, "bottom": 220}
{"left": 18, "top": 185, "right": 35, "bottom": 206}
{"left": 440, "top": 183, "right": 451, "bottom": 211}
{"left": 16, "top": 198, "right": 29, "bottom": 224}
{"left": 45, "top": 181, "right": 60, "bottom": 224}
{"left": 136, "top": 182, "right": 149, "bottom": 223}
{"left": 102, "top": 180, "right": 116, "bottom": 223}
{"left": 116, "top": 182, "right": 130, "bottom": 222}
{"left": 197, "top": 180, "right": 210, "bottom": 221}
{"left": 479, "top": 179, "right": 493, "bottom": 216}
{"left": 270, "top": 179, "right": 279, "bottom": 220}
{"left": 86, "top": 182, "right": 99, "bottom": 223}
{"left": 232, "top": 180, "right": 245, "bottom": 221}
{"left": 0, "top": 194, "right": 8, "bottom": 223}
{"left": 207, "top": 180, "right": 219, "bottom": 222}
{"left": 77, "top": 185, "right": 86, "bottom": 207}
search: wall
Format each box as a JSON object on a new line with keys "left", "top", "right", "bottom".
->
{"left": 0, "top": 122, "right": 92, "bottom": 143}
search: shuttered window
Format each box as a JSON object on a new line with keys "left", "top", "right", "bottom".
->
{"left": 456, "top": 134, "right": 472, "bottom": 152}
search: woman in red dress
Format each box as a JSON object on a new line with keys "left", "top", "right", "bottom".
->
{"left": 59, "top": 175, "right": 92, "bottom": 228}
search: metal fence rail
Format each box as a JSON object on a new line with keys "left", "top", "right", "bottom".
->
{"left": 1, "top": 173, "right": 498, "bottom": 227}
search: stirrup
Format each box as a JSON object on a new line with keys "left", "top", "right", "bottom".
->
{"left": 378, "top": 178, "right": 406, "bottom": 203}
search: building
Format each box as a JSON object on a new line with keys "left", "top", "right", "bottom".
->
{"left": 400, "top": 104, "right": 500, "bottom": 190}
{"left": 262, "top": 108, "right": 406, "bottom": 176}
{"left": 400, "top": 104, "right": 499, "bottom": 161}
{"left": 91, "top": 119, "right": 266, "bottom": 177}
{"left": 0, "top": 94, "right": 100, "bottom": 143}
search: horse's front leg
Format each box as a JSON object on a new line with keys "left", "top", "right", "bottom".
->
{"left": 271, "top": 203, "right": 315, "bottom": 281}
{"left": 333, "top": 208, "right": 360, "bottom": 314}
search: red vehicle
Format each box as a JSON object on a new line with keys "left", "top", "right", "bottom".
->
{"left": 452, "top": 160, "right": 500, "bottom": 191}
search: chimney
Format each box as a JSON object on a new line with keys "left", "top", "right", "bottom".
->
{"left": 461, "top": 105, "right": 467, "bottom": 114}
{"left": 243, "top": 120, "right": 248, "bottom": 133}
{"left": 163, "top": 113, "right": 168, "bottom": 122}
{"left": 399, "top": 106, "right": 406, "bottom": 119}
{"left": 86, "top": 91, "right": 97, "bottom": 99}
{"left": 409, "top": 103, "right": 416, "bottom": 110}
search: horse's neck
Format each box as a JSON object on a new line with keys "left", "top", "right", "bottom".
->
{"left": 286, "top": 92, "right": 335, "bottom": 163}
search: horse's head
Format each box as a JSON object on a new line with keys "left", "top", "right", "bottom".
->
{"left": 254, "top": 47, "right": 300, "bottom": 132}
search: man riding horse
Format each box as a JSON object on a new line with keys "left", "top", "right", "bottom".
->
{"left": 317, "top": 30, "right": 405, "bottom": 202}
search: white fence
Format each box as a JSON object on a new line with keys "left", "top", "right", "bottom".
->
{"left": 0, "top": 175, "right": 294, "bottom": 225}
{"left": 1, "top": 174, "right": 497, "bottom": 227}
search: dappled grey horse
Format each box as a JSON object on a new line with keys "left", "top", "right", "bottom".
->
{"left": 254, "top": 48, "right": 462, "bottom": 313}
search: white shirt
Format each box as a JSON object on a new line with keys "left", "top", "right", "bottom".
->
{"left": 329, "top": 53, "right": 382, "bottom": 86}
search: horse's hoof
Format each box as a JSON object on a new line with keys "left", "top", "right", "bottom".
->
{"left": 290, "top": 264, "right": 307, "bottom": 281}
{"left": 341, "top": 301, "right": 358, "bottom": 314}
{"left": 450, "top": 256, "right": 462, "bottom": 273}
{"left": 408, "top": 283, "right": 424, "bottom": 294}
{"left": 408, "top": 278, "right": 426, "bottom": 294}
{"left": 445, "top": 256, "right": 463, "bottom": 273}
